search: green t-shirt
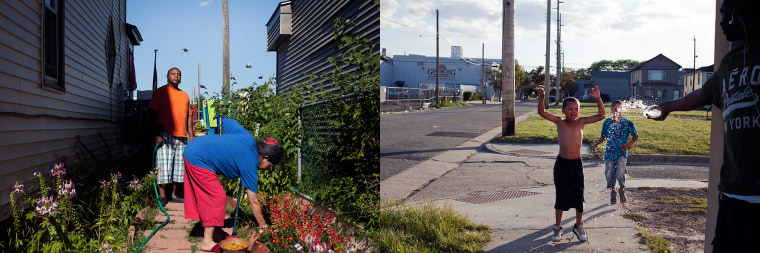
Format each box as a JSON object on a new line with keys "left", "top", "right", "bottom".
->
{"left": 702, "top": 45, "right": 760, "bottom": 195}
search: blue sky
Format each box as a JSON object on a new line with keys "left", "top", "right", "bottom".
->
{"left": 381, "top": 0, "right": 717, "bottom": 72}
{"left": 127, "top": 0, "right": 283, "bottom": 96}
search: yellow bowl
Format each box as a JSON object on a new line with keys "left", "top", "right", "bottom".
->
{"left": 219, "top": 237, "right": 249, "bottom": 253}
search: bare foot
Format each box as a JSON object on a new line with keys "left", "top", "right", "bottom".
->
{"left": 199, "top": 240, "right": 217, "bottom": 252}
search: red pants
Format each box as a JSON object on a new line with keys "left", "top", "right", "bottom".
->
{"left": 183, "top": 158, "right": 225, "bottom": 227}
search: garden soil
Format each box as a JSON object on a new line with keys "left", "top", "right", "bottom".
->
{"left": 623, "top": 187, "right": 707, "bottom": 253}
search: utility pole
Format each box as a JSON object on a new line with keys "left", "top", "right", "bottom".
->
{"left": 222, "top": 0, "right": 230, "bottom": 98}
{"left": 693, "top": 35, "right": 697, "bottom": 94}
{"left": 482, "top": 43, "right": 486, "bottom": 104}
{"left": 435, "top": 9, "right": 440, "bottom": 104}
{"left": 544, "top": 0, "right": 551, "bottom": 108}
{"left": 502, "top": 0, "right": 515, "bottom": 136}
{"left": 556, "top": 0, "right": 563, "bottom": 100}
{"left": 198, "top": 62, "right": 201, "bottom": 110}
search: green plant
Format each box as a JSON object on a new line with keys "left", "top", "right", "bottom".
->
{"left": 257, "top": 192, "right": 371, "bottom": 252}
{"left": 4, "top": 136, "right": 158, "bottom": 253}
{"left": 636, "top": 226, "right": 672, "bottom": 253}
{"left": 194, "top": 121, "right": 205, "bottom": 132}
{"left": 623, "top": 213, "right": 647, "bottom": 222}
{"left": 377, "top": 202, "right": 491, "bottom": 252}
{"left": 463, "top": 91, "right": 474, "bottom": 101}
{"left": 299, "top": 17, "right": 379, "bottom": 228}
{"left": 433, "top": 100, "right": 469, "bottom": 109}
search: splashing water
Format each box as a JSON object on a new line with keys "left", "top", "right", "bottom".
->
{"left": 643, "top": 105, "right": 662, "bottom": 118}
{"left": 619, "top": 98, "right": 660, "bottom": 118}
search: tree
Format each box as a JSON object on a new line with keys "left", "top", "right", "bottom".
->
{"left": 577, "top": 59, "right": 641, "bottom": 80}
{"left": 487, "top": 62, "right": 528, "bottom": 101}
{"left": 560, "top": 68, "right": 579, "bottom": 98}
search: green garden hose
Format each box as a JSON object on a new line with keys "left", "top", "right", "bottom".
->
{"left": 134, "top": 144, "right": 171, "bottom": 253}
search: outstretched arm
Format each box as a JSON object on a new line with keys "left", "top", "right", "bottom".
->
{"left": 650, "top": 89, "right": 710, "bottom": 121}
{"left": 582, "top": 86, "right": 606, "bottom": 124}
{"left": 535, "top": 88, "right": 561, "bottom": 123}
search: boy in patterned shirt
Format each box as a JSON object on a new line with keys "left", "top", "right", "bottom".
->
{"left": 593, "top": 101, "right": 638, "bottom": 204}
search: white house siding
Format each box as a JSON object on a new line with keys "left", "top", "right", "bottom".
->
{"left": 0, "top": 0, "right": 133, "bottom": 219}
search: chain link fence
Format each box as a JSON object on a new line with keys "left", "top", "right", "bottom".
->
{"left": 381, "top": 86, "right": 463, "bottom": 112}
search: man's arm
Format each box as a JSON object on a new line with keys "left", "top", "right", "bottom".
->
{"left": 651, "top": 88, "right": 710, "bottom": 121}
{"left": 246, "top": 189, "right": 267, "bottom": 231}
{"left": 186, "top": 104, "right": 194, "bottom": 140}
{"left": 148, "top": 109, "right": 164, "bottom": 146}
{"left": 582, "top": 86, "right": 606, "bottom": 124}
{"left": 535, "top": 88, "right": 561, "bottom": 123}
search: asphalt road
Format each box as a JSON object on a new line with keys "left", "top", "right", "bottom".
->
{"left": 380, "top": 100, "right": 537, "bottom": 181}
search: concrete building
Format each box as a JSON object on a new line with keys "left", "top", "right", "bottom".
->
{"left": 380, "top": 46, "right": 505, "bottom": 99}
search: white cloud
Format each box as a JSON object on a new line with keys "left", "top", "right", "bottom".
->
{"left": 383, "top": 0, "right": 717, "bottom": 70}
{"left": 199, "top": 0, "right": 213, "bottom": 7}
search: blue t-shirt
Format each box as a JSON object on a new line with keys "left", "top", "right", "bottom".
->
{"left": 183, "top": 118, "right": 260, "bottom": 193}
{"left": 600, "top": 117, "right": 638, "bottom": 161}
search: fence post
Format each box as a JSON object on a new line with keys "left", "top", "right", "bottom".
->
{"left": 297, "top": 109, "right": 302, "bottom": 184}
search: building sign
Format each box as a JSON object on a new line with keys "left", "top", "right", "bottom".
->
{"left": 426, "top": 64, "right": 456, "bottom": 80}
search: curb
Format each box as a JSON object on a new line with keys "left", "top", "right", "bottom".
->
{"left": 628, "top": 154, "right": 709, "bottom": 164}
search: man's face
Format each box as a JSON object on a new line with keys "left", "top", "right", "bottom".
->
{"left": 720, "top": 0, "right": 742, "bottom": 41}
{"left": 562, "top": 101, "right": 579, "bottom": 121}
{"left": 167, "top": 69, "right": 181, "bottom": 86}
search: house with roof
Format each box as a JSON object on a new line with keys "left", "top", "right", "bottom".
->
{"left": 683, "top": 65, "right": 715, "bottom": 95}
{"left": 629, "top": 54, "right": 684, "bottom": 102}
{"left": 0, "top": 0, "right": 141, "bottom": 219}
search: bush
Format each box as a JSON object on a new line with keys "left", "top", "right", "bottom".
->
{"left": 463, "top": 91, "right": 474, "bottom": 101}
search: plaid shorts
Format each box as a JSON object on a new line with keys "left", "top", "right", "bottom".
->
{"left": 155, "top": 132, "right": 187, "bottom": 184}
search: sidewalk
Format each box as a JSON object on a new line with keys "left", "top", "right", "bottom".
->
{"left": 380, "top": 111, "right": 708, "bottom": 252}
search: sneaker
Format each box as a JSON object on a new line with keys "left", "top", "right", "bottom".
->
{"left": 551, "top": 224, "right": 563, "bottom": 242}
{"left": 572, "top": 223, "right": 588, "bottom": 242}
{"left": 158, "top": 197, "right": 168, "bottom": 207}
{"left": 611, "top": 190, "right": 617, "bottom": 204}
{"left": 619, "top": 188, "right": 627, "bottom": 203}
{"left": 170, "top": 194, "right": 184, "bottom": 203}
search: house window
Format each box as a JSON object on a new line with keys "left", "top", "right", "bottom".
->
{"left": 648, "top": 70, "right": 665, "bottom": 81}
{"left": 43, "top": 0, "right": 65, "bottom": 91}
{"left": 674, "top": 90, "right": 680, "bottom": 99}
{"left": 655, "top": 89, "right": 663, "bottom": 99}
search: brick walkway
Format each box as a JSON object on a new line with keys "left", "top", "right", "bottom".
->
{"left": 136, "top": 201, "right": 240, "bottom": 253}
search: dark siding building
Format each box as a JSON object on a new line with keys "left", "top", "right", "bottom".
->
{"left": 266, "top": 0, "right": 379, "bottom": 95}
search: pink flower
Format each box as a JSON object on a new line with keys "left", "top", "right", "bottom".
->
{"left": 58, "top": 180, "right": 76, "bottom": 197}
{"left": 12, "top": 182, "right": 24, "bottom": 195}
{"left": 35, "top": 196, "right": 58, "bottom": 216}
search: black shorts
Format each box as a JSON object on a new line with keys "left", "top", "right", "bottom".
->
{"left": 553, "top": 156, "right": 584, "bottom": 213}
{"left": 712, "top": 193, "right": 760, "bottom": 252}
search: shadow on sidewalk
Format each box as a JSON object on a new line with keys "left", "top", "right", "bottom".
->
{"left": 486, "top": 203, "right": 620, "bottom": 252}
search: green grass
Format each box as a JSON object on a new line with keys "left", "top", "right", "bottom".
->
{"left": 433, "top": 100, "right": 469, "bottom": 109}
{"left": 636, "top": 226, "right": 672, "bottom": 253}
{"left": 377, "top": 202, "right": 491, "bottom": 253}
{"left": 623, "top": 213, "right": 647, "bottom": 222}
{"left": 493, "top": 102, "right": 711, "bottom": 155}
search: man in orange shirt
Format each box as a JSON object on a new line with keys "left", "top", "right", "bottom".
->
{"left": 149, "top": 67, "right": 194, "bottom": 206}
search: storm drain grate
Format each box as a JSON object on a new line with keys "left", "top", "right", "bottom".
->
{"left": 509, "top": 149, "right": 554, "bottom": 156}
{"left": 455, "top": 190, "right": 541, "bottom": 204}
